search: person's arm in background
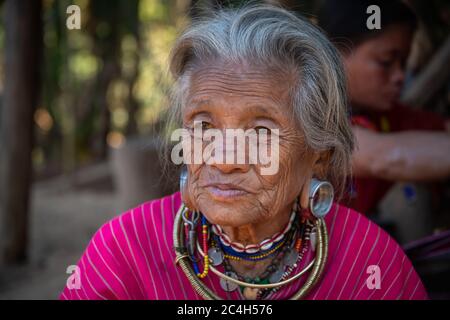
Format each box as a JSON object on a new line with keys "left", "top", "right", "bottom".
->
{"left": 353, "top": 126, "right": 450, "bottom": 181}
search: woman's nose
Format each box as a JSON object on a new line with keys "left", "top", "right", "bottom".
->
{"left": 207, "top": 141, "right": 251, "bottom": 174}
{"left": 392, "top": 64, "right": 405, "bottom": 87}
{"left": 202, "top": 129, "right": 251, "bottom": 174}
{"left": 210, "top": 161, "right": 250, "bottom": 174}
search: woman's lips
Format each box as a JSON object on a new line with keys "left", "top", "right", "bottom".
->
{"left": 204, "top": 184, "right": 249, "bottom": 200}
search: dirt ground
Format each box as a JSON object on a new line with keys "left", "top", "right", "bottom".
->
{"left": 0, "top": 181, "right": 120, "bottom": 299}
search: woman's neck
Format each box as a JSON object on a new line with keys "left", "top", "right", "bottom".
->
{"left": 219, "top": 204, "right": 293, "bottom": 279}
{"left": 220, "top": 205, "right": 292, "bottom": 245}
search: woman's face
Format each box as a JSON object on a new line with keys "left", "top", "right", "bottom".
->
{"left": 343, "top": 24, "right": 414, "bottom": 112}
{"left": 181, "top": 60, "right": 317, "bottom": 227}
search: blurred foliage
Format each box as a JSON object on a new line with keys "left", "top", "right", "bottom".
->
{"left": 0, "top": 0, "right": 260, "bottom": 179}
{"left": 31, "top": 0, "right": 190, "bottom": 177}
{"left": 30, "top": 0, "right": 263, "bottom": 178}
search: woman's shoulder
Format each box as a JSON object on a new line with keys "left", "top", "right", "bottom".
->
{"left": 324, "top": 203, "right": 393, "bottom": 269}
{"left": 100, "top": 192, "right": 182, "bottom": 242}
{"left": 60, "top": 192, "right": 183, "bottom": 300}
{"left": 92, "top": 192, "right": 183, "bottom": 272}
{"left": 318, "top": 203, "right": 427, "bottom": 299}
{"left": 325, "top": 202, "right": 385, "bottom": 238}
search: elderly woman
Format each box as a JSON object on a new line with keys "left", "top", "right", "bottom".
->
{"left": 60, "top": 5, "right": 426, "bottom": 300}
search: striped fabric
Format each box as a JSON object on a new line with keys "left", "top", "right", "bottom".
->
{"left": 60, "top": 192, "right": 427, "bottom": 300}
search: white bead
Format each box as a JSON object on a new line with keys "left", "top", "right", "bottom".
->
{"left": 244, "top": 246, "right": 259, "bottom": 254}
{"left": 221, "top": 233, "right": 231, "bottom": 246}
{"left": 273, "top": 233, "right": 284, "bottom": 243}
{"left": 231, "top": 242, "right": 245, "bottom": 252}
{"left": 211, "top": 225, "right": 220, "bottom": 235}
{"left": 260, "top": 239, "right": 273, "bottom": 251}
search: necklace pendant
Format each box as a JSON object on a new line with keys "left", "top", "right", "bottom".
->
{"left": 242, "top": 287, "right": 259, "bottom": 300}
{"left": 208, "top": 247, "right": 224, "bottom": 266}
{"left": 283, "top": 248, "right": 298, "bottom": 267}
{"left": 269, "top": 269, "right": 284, "bottom": 284}
{"left": 220, "top": 272, "right": 239, "bottom": 292}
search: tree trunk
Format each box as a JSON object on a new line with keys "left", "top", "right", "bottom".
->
{"left": 88, "top": 0, "right": 121, "bottom": 160}
{"left": 0, "top": 0, "right": 42, "bottom": 264}
{"left": 402, "top": 36, "right": 450, "bottom": 107}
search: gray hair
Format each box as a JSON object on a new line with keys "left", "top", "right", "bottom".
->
{"left": 167, "top": 4, "right": 354, "bottom": 196}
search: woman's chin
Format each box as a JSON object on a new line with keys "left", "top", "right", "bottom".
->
{"left": 366, "top": 101, "right": 393, "bottom": 112}
{"left": 205, "top": 212, "right": 252, "bottom": 228}
{"left": 200, "top": 201, "right": 255, "bottom": 226}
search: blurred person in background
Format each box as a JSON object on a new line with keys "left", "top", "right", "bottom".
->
{"left": 317, "top": 0, "right": 450, "bottom": 215}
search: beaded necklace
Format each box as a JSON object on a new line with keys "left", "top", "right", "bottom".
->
{"left": 175, "top": 203, "right": 329, "bottom": 300}
{"left": 220, "top": 217, "right": 311, "bottom": 299}
{"left": 182, "top": 198, "right": 315, "bottom": 298}
{"left": 190, "top": 215, "right": 209, "bottom": 278}
{"left": 211, "top": 210, "right": 296, "bottom": 254}
{"left": 258, "top": 222, "right": 313, "bottom": 299}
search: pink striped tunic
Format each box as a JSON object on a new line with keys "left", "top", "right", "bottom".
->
{"left": 60, "top": 192, "right": 427, "bottom": 300}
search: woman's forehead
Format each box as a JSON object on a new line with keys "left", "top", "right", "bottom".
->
{"left": 358, "top": 24, "right": 413, "bottom": 54}
{"left": 184, "top": 96, "right": 285, "bottom": 122}
{"left": 184, "top": 62, "right": 293, "bottom": 115}
{"left": 191, "top": 62, "right": 288, "bottom": 89}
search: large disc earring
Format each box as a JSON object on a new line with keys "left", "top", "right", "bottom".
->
{"left": 179, "top": 165, "right": 188, "bottom": 197}
{"left": 309, "top": 178, "right": 334, "bottom": 218}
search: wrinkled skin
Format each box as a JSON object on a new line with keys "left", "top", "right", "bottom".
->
{"left": 180, "top": 59, "right": 325, "bottom": 277}
{"left": 343, "top": 23, "right": 414, "bottom": 111}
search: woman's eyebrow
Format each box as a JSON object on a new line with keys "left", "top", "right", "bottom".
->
{"left": 248, "top": 105, "right": 275, "bottom": 115}
{"left": 188, "top": 97, "right": 212, "bottom": 108}
{"left": 186, "top": 97, "right": 283, "bottom": 118}
{"left": 246, "top": 104, "right": 284, "bottom": 119}
{"left": 184, "top": 111, "right": 211, "bottom": 123}
{"left": 184, "top": 98, "right": 213, "bottom": 118}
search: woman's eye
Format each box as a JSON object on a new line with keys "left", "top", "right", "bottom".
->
{"left": 377, "top": 59, "right": 393, "bottom": 69}
{"left": 201, "top": 121, "right": 213, "bottom": 130}
{"left": 193, "top": 121, "right": 212, "bottom": 131}
{"left": 254, "top": 126, "right": 271, "bottom": 134}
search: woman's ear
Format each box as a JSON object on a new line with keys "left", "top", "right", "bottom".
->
{"left": 180, "top": 166, "right": 195, "bottom": 210}
{"left": 299, "top": 178, "right": 310, "bottom": 210}
{"left": 299, "top": 151, "right": 331, "bottom": 210}
{"left": 312, "top": 151, "right": 332, "bottom": 180}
